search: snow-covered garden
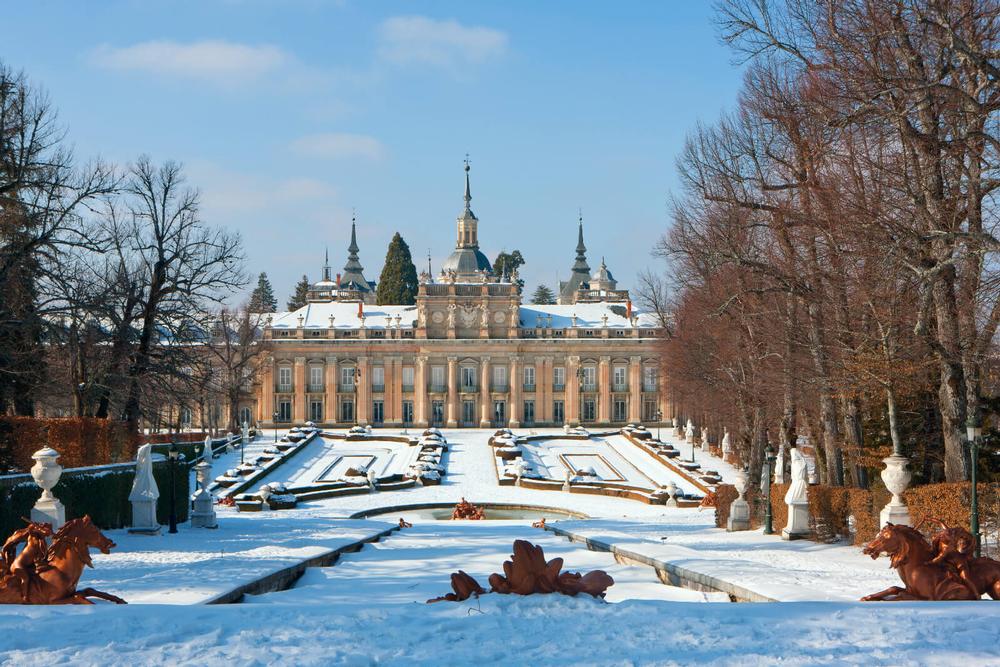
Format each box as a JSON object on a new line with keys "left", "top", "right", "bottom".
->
{"left": 2, "top": 427, "right": 999, "bottom": 666}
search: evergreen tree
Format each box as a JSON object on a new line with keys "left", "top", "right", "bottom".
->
{"left": 248, "top": 272, "right": 278, "bottom": 312}
{"left": 287, "top": 275, "right": 310, "bottom": 310}
{"left": 376, "top": 232, "right": 419, "bottom": 305}
{"left": 531, "top": 284, "right": 556, "bottom": 305}
{"left": 493, "top": 250, "right": 525, "bottom": 292}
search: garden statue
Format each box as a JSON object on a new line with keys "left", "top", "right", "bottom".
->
{"left": 774, "top": 445, "right": 785, "bottom": 484}
{"left": 782, "top": 447, "right": 810, "bottom": 540}
{"left": 721, "top": 428, "right": 734, "bottom": 464}
{"left": 0, "top": 516, "right": 127, "bottom": 604}
{"left": 129, "top": 443, "right": 160, "bottom": 533}
{"left": 428, "top": 539, "right": 614, "bottom": 603}
{"left": 701, "top": 427, "right": 709, "bottom": 452}
{"left": 30, "top": 447, "right": 65, "bottom": 529}
{"left": 727, "top": 470, "right": 750, "bottom": 531}
{"left": 860, "top": 522, "right": 1000, "bottom": 601}
{"left": 685, "top": 420, "right": 695, "bottom": 445}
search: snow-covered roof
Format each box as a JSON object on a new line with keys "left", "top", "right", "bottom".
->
{"left": 520, "top": 302, "right": 658, "bottom": 329}
{"left": 271, "top": 302, "right": 418, "bottom": 329}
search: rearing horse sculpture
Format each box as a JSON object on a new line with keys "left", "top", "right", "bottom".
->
{"left": 0, "top": 516, "right": 127, "bottom": 605}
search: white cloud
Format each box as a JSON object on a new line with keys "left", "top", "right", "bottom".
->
{"left": 89, "top": 40, "right": 292, "bottom": 84}
{"left": 377, "top": 16, "right": 508, "bottom": 70}
{"left": 289, "top": 132, "right": 386, "bottom": 161}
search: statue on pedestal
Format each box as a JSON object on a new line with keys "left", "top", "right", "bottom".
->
{"left": 129, "top": 443, "right": 160, "bottom": 533}
{"left": 782, "top": 447, "right": 810, "bottom": 540}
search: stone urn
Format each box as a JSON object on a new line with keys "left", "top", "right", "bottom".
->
{"left": 31, "top": 447, "right": 66, "bottom": 528}
{"left": 190, "top": 459, "right": 218, "bottom": 529}
{"left": 879, "top": 454, "right": 912, "bottom": 526}
{"left": 727, "top": 470, "right": 750, "bottom": 531}
{"left": 664, "top": 481, "right": 679, "bottom": 507}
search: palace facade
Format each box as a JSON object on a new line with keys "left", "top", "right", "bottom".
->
{"left": 256, "top": 164, "right": 668, "bottom": 428}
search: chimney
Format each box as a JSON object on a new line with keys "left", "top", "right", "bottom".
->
{"left": 626, "top": 299, "right": 632, "bottom": 320}
{"left": 336, "top": 273, "right": 341, "bottom": 288}
{"left": 357, "top": 301, "right": 363, "bottom": 318}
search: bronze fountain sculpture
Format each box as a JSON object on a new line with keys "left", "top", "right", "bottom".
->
{"left": 428, "top": 539, "right": 614, "bottom": 602}
{"left": 0, "top": 516, "right": 127, "bottom": 605}
{"left": 861, "top": 520, "right": 1000, "bottom": 601}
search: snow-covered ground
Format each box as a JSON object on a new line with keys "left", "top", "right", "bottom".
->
{"left": 3, "top": 427, "right": 999, "bottom": 665}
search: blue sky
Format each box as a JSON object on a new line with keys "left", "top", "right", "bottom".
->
{"left": 5, "top": 0, "right": 744, "bottom": 304}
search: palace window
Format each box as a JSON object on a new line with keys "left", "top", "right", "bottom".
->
{"left": 340, "top": 399, "right": 354, "bottom": 423}
{"left": 309, "top": 399, "right": 324, "bottom": 422}
{"left": 553, "top": 367, "right": 566, "bottom": 390}
{"left": 553, "top": 400, "right": 565, "bottom": 424}
{"left": 613, "top": 366, "right": 627, "bottom": 392}
{"left": 462, "top": 400, "right": 476, "bottom": 426}
{"left": 643, "top": 400, "right": 658, "bottom": 422}
{"left": 432, "top": 401, "right": 444, "bottom": 426}
{"left": 402, "top": 366, "right": 415, "bottom": 391}
{"left": 523, "top": 366, "right": 535, "bottom": 390}
{"left": 277, "top": 367, "right": 292, "bottom": 392}
{"left": 461, "top": 366, "right": 477, "bottom": 391}
{"left": 372, "top": 400, "right": 384, "bottom": 424}
{"left": 277, "top": 400, "right": 291, "bottom": 422}
{"left": 340, "top": 366, "right": 356, "bottom": 390}
{"left": 309, "top": 366, "right": 324, "bottom": 392}
{"left": 523, "top": 400, "right": 535, "bottom": 425}
{"left": 582, "top": 398, "right": 596, "bottom": 422}
{"left": 643, "top": 367, "right": 657, "bottom": 391}
{"left": 431, "top": 365, "right": 446, "bottom": 390}
{"left": 613, "top": 398, "right": 627, "bottom": 422}
{"left": 372, "top": 366, "right": 385, "bottom": 393}
{"left": 492, "top": 365, "right": 507, "bottom": 391}
{"left": 402, "top": 401, "right": 414, "bottom": 424}
{"left": 582, "top": 366, "right": 596, "bottom": 391}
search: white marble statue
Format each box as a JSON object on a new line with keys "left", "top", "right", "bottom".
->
{"left": 129, "top": 443, "right": 160, "bottom": 533}
{"left": 782, "top": 447, "right": 810, "bottom": 539}
{"left": 721, "top": 428, "right": 732, "bottom": 454}
{"left": 701, "top": 427, "right": 709, "bottom": 452}
{"left": 685, "top": 419, "right": 695, "bottom": 444}
{"left": 774, "top": 445, "right": 785, "bottom": 484}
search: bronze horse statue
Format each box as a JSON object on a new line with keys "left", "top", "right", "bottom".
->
{"left": 928, "top": 523, "right": 1000, "bottom": 600}
{"left": 0, "top": 516, "right": 127, "bottom": 605}
{"left": 861, "top": 523, "right": 985, "bottom": 601}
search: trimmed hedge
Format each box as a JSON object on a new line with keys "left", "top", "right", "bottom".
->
{"left": 0, "top": 461, "right": 189, "bottom": 539}
{"left": 0, "top": 417, "right": 140, "bottom": 473}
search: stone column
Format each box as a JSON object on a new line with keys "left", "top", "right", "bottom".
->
{"left": 539, "top": 356, "right": 551, "bottom": 424}
{"left": 325, "top": 356, "right": 338, "bottom": 425}
{"left": 415, "top": 355, "right": 429, "bottom": 427}
{"left": 357, "top": 356, "right": 370, "bottom": 425}
{"left": 628, "top": 356, "right": 642, "bottom": 422}
{"left": 509, "top": 356, "right": 521, "bottom": 428}
{"left": 383, "top": 356, "right": 396, "bottom": 424}
{"left": 446, "top": 356, "right": 458, "bottom": 428}
{"left": 598, "top": 356, "right": 611, "bottom": 424}
{"left": 566, "top": 355, "right": 580, "bottom": 425}
{"left": 392, "top": 356, "right": 403, "bottom": 425}
{"left": 293, "top": 356, "right": 306, "bottom": 423}
{"left": 479, "top": 355, "right": 492, "bottom": 427}
{"left": 260, "top": 358, "right": 274, "bottom": 424}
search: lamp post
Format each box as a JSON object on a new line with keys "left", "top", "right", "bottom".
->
{"left": 354, "top": 366, "right": 362, "bottom": 426}
{"left": 966, "top": 417, "right": 983, "bottom": 558}
{"left": 576, "top": 367, "right": 585, "bottom": 426}
{"left": 655, "top": 409, "right": 662, "bottom": 442}
{"left": 167, "top": 443, "right": 179, "bottom": 534}
{"left": 763, "top": 444, "right": 776, "bottom": 535}
{"left": 272, "top": 411, "right": 278, "bottom": 447}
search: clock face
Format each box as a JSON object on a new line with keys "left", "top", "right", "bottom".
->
{"left": 431, "top": 310, "right": 445, "bottom": 324}
{"left": 493, "top": 311, "right": 506, "bottom": 324}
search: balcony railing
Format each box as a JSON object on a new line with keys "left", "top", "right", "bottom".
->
{"left": 460, "top": 384, "right": 478, "bottom": 393}
{"left": 429, "top": 384, "right": 447, "bottom": 393}
{"left": 612, "top": 384, "right": 628, "bottom": 393}
{"left": 339, "top": 384, "right": 355, "bottom": 392}
{"left": 307, "top": 384, "right": 324, "bottom": 393}
{"left": 581, "top": 384, "right": 597, "bottom": 392}
{"left": 402, "top": 384, "right": 415, "bottom": 393}
{"left": 643, "top": 384, "right": 657, "bottom": 392}
{"left": 372, "top": 384, "right": 385, "bottom": 393}
{"left": 523, "top": 384, "right": 536, "bottom": 392}
{"left": 276, "top": 384, "right": 292, "bottom": 393}
{"left": 553, "top": 383, "right": 565, "bottom": 391}
{"left": 492, "top": 383, "right": 509, "bottom": 392}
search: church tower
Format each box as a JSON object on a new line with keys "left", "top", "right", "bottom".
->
{"left": 441, "top": 158, "right": 493, "bottom": 280}
{"left": 558, "top": 213, "right": 592, "bottom": 304}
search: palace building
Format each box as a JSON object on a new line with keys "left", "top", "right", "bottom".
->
{"left": 256, "top": 163, "right": 668, "bottom": 428}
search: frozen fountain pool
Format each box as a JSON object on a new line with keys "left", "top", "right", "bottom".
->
{"left": 354, "top": 503, "right": 588, "bottom": 521}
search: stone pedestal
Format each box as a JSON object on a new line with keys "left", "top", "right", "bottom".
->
{"left": 190, "top": 460, "right": 218, "bottom": 528}
{"left": 30, "top": 447, "right": 66, "bottom": 529}
{"left": 782, "top": 501, "right": 810, "bottom": 540}
{"left": 727, "top": 470, "right": 751, "bottom": 531}
{"left": 878, "top": 454, "right": 912, "bottom": 527}
{"left": 663, "top": 481, "right": 679, "bottom": 508}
